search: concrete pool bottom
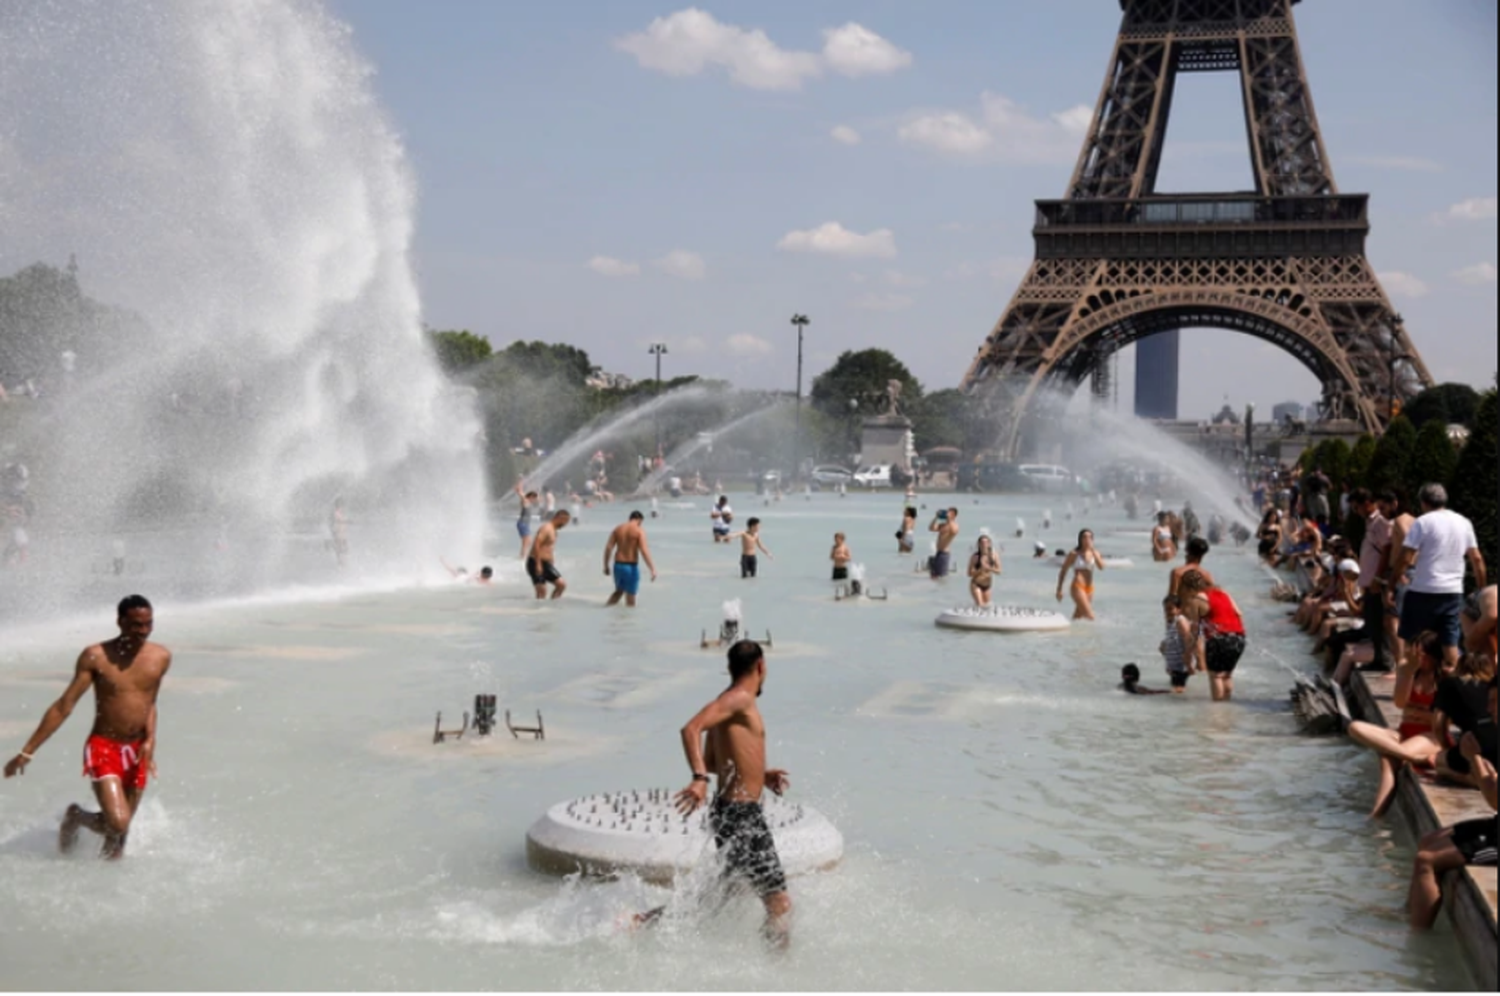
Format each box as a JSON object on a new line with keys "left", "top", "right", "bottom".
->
{"left": 0, "top": 492, "right": 1479, "bottom": 989}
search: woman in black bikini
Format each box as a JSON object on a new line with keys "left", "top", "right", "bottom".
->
{"left": 968, "top": 534, "right": 1001, "bottom": 607}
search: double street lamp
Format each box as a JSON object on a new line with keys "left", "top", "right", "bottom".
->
{"left": 649, "top": 342, "right": 668, "bottom": 455}
{"left": 790, "top": 314, "right": 809, "bottom": 482}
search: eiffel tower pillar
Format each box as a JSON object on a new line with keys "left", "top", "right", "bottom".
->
{"left": 961, "top": 0, "right": 1433, "bottom": 458}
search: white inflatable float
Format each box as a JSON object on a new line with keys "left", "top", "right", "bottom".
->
{"left": 526, "top": 788, "right": 843, "bottom": 884}
{"left": 934, "top": 604, "right": 1071, "bottom": 632}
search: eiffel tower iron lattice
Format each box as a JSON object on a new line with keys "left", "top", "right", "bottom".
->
{"left": 960, "top": 0, "right": 1433, "bottom": 456}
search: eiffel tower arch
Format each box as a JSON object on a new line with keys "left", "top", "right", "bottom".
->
{"left": 961, "top": 0, "right": 1433, "bottom": 457}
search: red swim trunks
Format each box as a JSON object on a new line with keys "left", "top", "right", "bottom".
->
{"left": 82, "top": 735, "right": 149, "bottom": 790}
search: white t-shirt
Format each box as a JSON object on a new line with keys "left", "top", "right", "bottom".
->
{"left": 1403, "top": 509, "right": 1478, "bottom": 595}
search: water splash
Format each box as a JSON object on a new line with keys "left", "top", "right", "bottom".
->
{"left": 0, "top": 0, "right": 486, "bottom": 614}
{"left": 636, "top": 398, "right": 788, "bottom": 495}
{"left": 517, "top": 386, "right": 712, "bottom": 495}
{"left": 1056, "top": 398, "right": 1255, "bottom": 533}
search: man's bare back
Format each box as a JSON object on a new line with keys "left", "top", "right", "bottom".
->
{"left": 701, "top": 689, "right": 770, "bottom": 801}
{"left": 1169, "top": 563, "right": 1213, "bottom": 597}
{"left": 608, "top": 522, "right": 645, "bottom": 562}
{"left": 4, "top": 596, "right": 170, "bottom": 859}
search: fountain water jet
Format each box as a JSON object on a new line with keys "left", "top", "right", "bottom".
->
{"left": 0, "top": 0, "right": 486, "bottom": 616}
{"left": 515, "top": 386, "right": 713, "bottom": 496}
{"left": 635, "top": 398, "right": 790, "bottom": 496}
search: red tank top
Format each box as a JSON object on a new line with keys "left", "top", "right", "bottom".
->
{"left": 1203, "top": 588, "right": 1245, "bottom": 636}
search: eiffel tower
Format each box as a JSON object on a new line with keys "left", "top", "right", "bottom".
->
{"left": 961, "top": 0, "right": 1433, "bottom": 456}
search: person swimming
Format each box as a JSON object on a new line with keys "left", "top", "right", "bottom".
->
{"left": 1120, "top": 663, "right": 1168, "bottom": 695}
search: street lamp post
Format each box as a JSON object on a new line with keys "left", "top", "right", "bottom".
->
{"left": 1244, "top": 402, "right": 1255, "bottom": 486}
{"left": 648, "top": 342, "right": 668, "bottom": 456}
{"left": 790, "top": 314, "right": 809, "bottom": 482}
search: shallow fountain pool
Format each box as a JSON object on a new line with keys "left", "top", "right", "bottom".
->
{"left": 0, "top": 492, "right": 1475, "bottom": 989}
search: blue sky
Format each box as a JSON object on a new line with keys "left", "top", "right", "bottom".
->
{"left": 331, "top": 0, "right": 1498, "bottom": 417}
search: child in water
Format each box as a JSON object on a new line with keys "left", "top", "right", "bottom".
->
{"left": 730, "top": 518, "right": 773, "bottom": 578}
{"left": 1160, "top": 595, "right": 1195, "bottom": 694}
{"left": 830, "top": 532, "right": 851, "bottom": 581}
{"left": 1120, "top": 663, "right": 1168, "bottom": 695}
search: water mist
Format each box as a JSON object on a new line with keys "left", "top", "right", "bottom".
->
{"left": 0, "top": 0, "right": 486, "bottom": 614}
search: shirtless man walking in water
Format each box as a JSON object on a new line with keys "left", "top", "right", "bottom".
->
{"left": 603, "top": 510, "right": 658, "bottom": 607}
{"left": 634, "top": 640, "right": 793, "bottom": 946}
{"left": 527, "top": 509, "right": 570, "bottom": 599}
{"left": 4, "top": 595, "right": 171, "bottom": 859}
{"left": 929, "top": 507, "right": 960, "bottom": 579}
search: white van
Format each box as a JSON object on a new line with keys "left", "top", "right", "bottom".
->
{"left": 1016, "top": 464, "right": 1075, "bottom": 493}
{"left": 853, "top": 465, "right": 893, "bottom": 489}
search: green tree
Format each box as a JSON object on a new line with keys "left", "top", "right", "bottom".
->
{"left": 910, "top": 389, "right": 971, "bottom": 452}
{"left": 1345, "top": 433, "right": 1377, "bottom": 489}
{"left": 499, "top": 340, "right": 593, "bottom": 387}
{"left": 0, "top": 261, "right": 151, "bottom": 379}
{"left": 1403, "top": 382, "right": 1481, "bottom": 430}
{"left": 1311, "top": 438, "right": 1351, "bottom": 491}
{"left": 809, "top": 349, "right": 922, "bottom": 417}
{"left": 1404, "top": 418, "right": 1457, "bottom": 502}
{"left": 1365, "top": 415, "right": 1416, "bottom": 498}
{"left": 426, "top": 329, "right": 493, "bottom": 376}
{"left": 1448, "top": 390, "right": 1497, "bottom": 584}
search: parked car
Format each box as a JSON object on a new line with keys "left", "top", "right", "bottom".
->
{"left": 957, "top": 460, "right": 1029, "bottom": 493}
{"left": 1016, "top": 463, "right": 1077, "bottom": 493}
{"left": 853, "top": 464, "right": 893, "bottom": 489}
{"left": 811, "top": 464, "right": 854, "bottom": 485}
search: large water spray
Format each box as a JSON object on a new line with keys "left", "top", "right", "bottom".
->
{"left": 0, "top": 0, "right": 486, "bottom": 611}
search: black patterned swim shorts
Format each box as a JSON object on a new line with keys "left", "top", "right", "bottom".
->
{"left": 710, "top": 798, "right": 788, "bottom": 897}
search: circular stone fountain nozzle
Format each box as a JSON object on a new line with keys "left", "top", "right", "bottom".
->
{"left": 526, "top": 789, "right": 843, "bottom": 884}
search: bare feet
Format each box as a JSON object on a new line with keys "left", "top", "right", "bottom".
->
{"left": 58, "top": 804, "right": 86, "bottom": 854}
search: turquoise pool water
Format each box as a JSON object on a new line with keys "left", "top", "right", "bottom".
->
{"left": 0, "top": 491, "right": 1474, "bottom": 989}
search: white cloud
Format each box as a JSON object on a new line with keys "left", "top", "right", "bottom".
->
{"left": 898, "top": 112, "right": 992, "bottom": 155}
{"left": 1349, "top": 155, "right": 1443, "bottom": 173}
{"left": 678, "top": 335, "right": 708, "bottom": 354}
{"left": 777, "top": 221, "right": 897, "bottom": 259}
{"left": 654, "top": 249, "right": 707, "bottom": 280}
{"left": 614, "top": 10, "right": 909, "bottom": 91}
{"left": 853, "top": 293, "right": 914, "bottom": 312}
{"left": 883, "top": 270, "right": 926, "bottom": 288}
{"left": 1378, "top": 271, "right": 1430, "bottom": 299}
{"left": 821, "top": 23, "right": 912, "bottom": 77}
{"left": 726, "top": 333, "right": 773, "bottom": 357}
{"left": 830, "top": 124, "right": 861, "bottom": 146}
{"left": 1437, "top": 197, "right": 1497, "bottom": 222}
{"left": 1453, "top": 262, "right": 1497, "bottom": 285}
{"left": 898, "top": 92, "right": 1092, "bottom": 164}
{"left": 588, "top": 255, "right": 640, "bottom": 277}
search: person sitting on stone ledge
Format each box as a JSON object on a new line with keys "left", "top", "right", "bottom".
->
{"left": 1405, "top": 676, "right": 1497, "bottom": 930}
{"left": 1431, "top": 651, "right": 1499, "bottom": 792}
{"left": 1311, "top": 559, "right": 1365, "bottom": 655}
{"left": 1343, "top": 632, "right": 1448, "bottom": 818}
{"left": 1292, "top": 545, "right": 1344, "bottom": 632}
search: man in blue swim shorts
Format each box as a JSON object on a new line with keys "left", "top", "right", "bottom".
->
{"left": 604, "top": 510, "right": 658, "bottom": 608}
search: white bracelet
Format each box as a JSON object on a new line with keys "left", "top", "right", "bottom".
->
{"left": 18, "top": 751, "right": 34, "bottom": 760}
